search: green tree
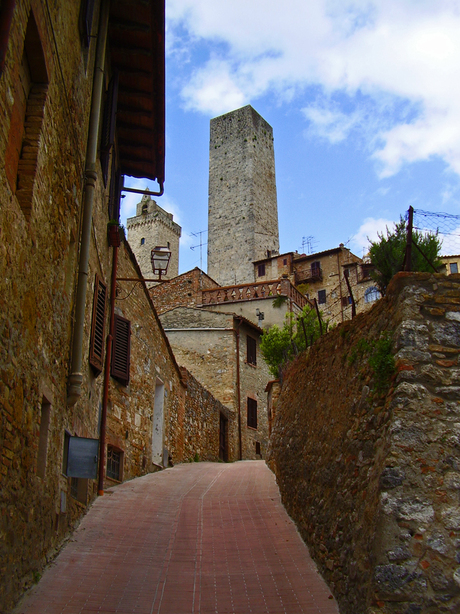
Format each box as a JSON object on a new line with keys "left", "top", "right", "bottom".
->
{"left": 260, "top": 306, "right": 323, "bottom": 378}
{"left": 369, "top": 218, "right": 442, "bottom": 295}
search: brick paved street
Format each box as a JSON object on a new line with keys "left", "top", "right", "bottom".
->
{"left": 15, "top": 462, "right": 339, "bottom": 614}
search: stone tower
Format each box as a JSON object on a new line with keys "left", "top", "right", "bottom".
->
{"left": 127, "top": 193, "right": 181, "bottom": 282}
{"left": 207, "top": 105, "right": 280, "bottom": 286}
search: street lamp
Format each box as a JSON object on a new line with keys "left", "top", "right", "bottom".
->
{"left": 151, "top": 246, "right": 171, "bottom": 281}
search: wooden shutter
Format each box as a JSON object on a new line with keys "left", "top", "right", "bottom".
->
{"left": 111, "top": 314, "right": 131, "bottom": 384}
{"left": 247, "top": 398, "right": 257, "bottom": 429}
{"left": 100, "top": 71, "right": 119, "bottom": 186}
{"left": 247, "top": 336, "right": 256, "bottom": 365}
{"left": 89, "top": 275, "right": 107, "bottom": 374}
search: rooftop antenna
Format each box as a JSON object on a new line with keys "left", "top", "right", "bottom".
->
{"left": 301, "top": 236, "right": 318, "bottom": 255}
{"left": 190, "top": 229, "right": 208, "bottom": 272}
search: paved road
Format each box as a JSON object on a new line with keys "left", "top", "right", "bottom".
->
{"left": 15, "top": 461, "right": 339, "bottom": 614}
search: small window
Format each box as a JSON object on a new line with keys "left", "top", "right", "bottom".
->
{"left": 258, "top": 264, "right": 265, "bottom": 277}
{"left": 247, "top": 398, "right": 257, "bottom": 429}
{"left": 318, "top": 289, "right": 326, "bottom": 304}
{"left": 141, "top": 238, "right": 145, "bottom": 245}
{"left": 450, "top": 262, "right": 458, "bottom": 274}
{"left": 89, "top": 275, "right": 107, "bottom": 374}
{"left": 36, "top": 397, "right": 51, "bottom": 479}
{"left": 111, "top": 314, "right": 131, "bottom": 384}
{"left": 247, "top": 336, "right": 257, "bottom": 366}
{"left": 283, "top": 258, "right": 287, "bottom": 266}
{"left": 107, "top": 445, "right": 123, "bottom": 481}
{"left": 365, "top": 286, "right": 381, "bottom": 303}
{"left": 255, "top": 442, "right": 261, "bottom": 456}
{"left": 341, "top": 296, "right": 352, "bottom": 307}
{"left": 142, "top": 203, "right": 148, "bottom": 214}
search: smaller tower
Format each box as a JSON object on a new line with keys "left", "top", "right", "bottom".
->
{"left": 127, "top": 192, "right": 181, "bottom": 281}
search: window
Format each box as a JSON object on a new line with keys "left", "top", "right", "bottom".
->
{"left": 5, "top": 10, "right": 49, "bottom": 218}
{"left": 36, "top": 397, "right": 51, "bottom": 479}
{"left": 311, "top": 261, "right": 321, "bottom": 277}
{"left": 255, "top": 442, "right": 261, "bottom": 456}
{"left": 141, "top": 238, "right": 145, "bottom": 245}
{"left": 247, "top": 398, "right": 257, "bottom": 429}
{"left": 341, "top": 296, "right": 352, "bottom": 307}
{"left": 258, "top": 263, "right": 265, "bottom": 277}
{"left": 283, "top": 258, "right": 287, "bottom": 266}
{"left": 107, "top": 445, "right": 123, "bottom": 481}
{"left": 111, "top": 314, "right": 131, "bottom": 384}
{"left": 450, "top": 262, "right": 458, "bottom": 274}
{"left": 142, "top": 203, "right": 148, "bottom": 214}
{"left": 318, "top": 289, "right": 326, "bottom": 304}
{"left": 89, "top": 275, "right": 107, "bottom": 374}
{"left": 364, "top": 286, "right": 381, "bottom": 304}
{"left": 247, "top": 336, "right": 256, "bottom": 366}
{"left": 100, "top": 71, "right": 119, "bottom": 186}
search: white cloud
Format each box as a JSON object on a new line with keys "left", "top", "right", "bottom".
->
{"left": 168, "top": 0, "right": 460, "bottom": 178}
{"left": 351, "top": 217, "right": 396, "bottom": 255}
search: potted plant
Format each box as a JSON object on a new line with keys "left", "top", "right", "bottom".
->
{"left": 107, "top": 220, "right": 121, "bottom": 247}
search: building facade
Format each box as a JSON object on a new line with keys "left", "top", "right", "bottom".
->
{"left": 160, "top": 307, "right": 271, "bottom": 461}
{"left": 127, "top": 192, "right": 181, "bottom": 283}
{"left": 207, "top": 105, "right": 280, "bottom": 286}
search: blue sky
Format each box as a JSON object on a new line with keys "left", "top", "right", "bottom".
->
{"left": 121, "top": 0, "right": 460, "bottom": 274}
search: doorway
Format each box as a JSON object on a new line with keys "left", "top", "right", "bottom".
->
{"left": 152, "top": 380, "right": 165, "bottom": 466}
{"left": 219, "top": 413, "right": 228, "bottom": 462}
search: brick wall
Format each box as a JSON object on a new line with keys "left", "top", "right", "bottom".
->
{"left": 150, "top": 268, "right": 219, "bottom": 315}
{"left": 269, "top": 272, "right": 460, "bottom": 614}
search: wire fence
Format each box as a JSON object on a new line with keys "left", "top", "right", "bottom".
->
{"left": 413, "top": 209, "right": 460, "bottom": 256}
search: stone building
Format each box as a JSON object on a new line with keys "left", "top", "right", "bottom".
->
{"left": 254, "top": 245, "right": 380, "bottom": 324}
{"left": 440, "top": 254, "right": 460, "bottom": 276}
{"left": 207, "top": 105, "right": 280, "bottom": 286}
{"left": 0, "top": 1, "right": 230, "bottom": 610}
{"left": 160, "top": 307, "right": 271, "bottom": 461}
{"left": 127, "top": 192, "right": 181, "bottom": 283}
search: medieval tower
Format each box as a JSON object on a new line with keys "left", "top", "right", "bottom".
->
{"left": 207, "top": 105, "right": 280, "bottom": 286}
{"left": 127, "top": 193, "right": 181, "bottom": 282}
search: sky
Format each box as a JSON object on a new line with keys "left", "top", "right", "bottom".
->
{"left": 121, "top": 0, "right": 460, "bottom": 274}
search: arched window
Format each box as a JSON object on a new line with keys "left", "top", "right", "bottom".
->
{"left": 365, "top": 286, "right": 381, "bottom": 303}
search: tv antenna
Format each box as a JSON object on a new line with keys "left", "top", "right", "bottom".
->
{"left": 190, "top": 230, "right": 208, "bottom": 271}
{"left": 301, "top": 236, "right": 318, "bottom": 255}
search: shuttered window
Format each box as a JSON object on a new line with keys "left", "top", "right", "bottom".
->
{"left": 100, "top": 71, "right": 119, "bottom": 186}
{"left": 111, "top": 314, "right": 131, "bottom": 384}
{"left": 89, "top": 275, "right": 107, "bottom": 374}
{"left": 247, "top": 335, "right": 256, "bottom": 366}
{"left": 247, "top": 398, "right": 257, "bottom": 429}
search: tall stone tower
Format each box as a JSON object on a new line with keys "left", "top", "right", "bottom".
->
{"left": 127, "top": 193, "right": 181, "bottom": 282}
{"left": 207, "top": 105, "right": 280, "bottom": 286}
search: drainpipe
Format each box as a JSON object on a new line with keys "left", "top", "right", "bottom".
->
{"left": 234, "top": 318, "right": 242, "bottom": 460}
{"left": 98, "top": 243, "right": 118, "bottom": 495}
{"left": 67, "top": 0, "right": 110, "bottom": 406}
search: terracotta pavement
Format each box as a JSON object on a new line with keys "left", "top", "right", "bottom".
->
{"left": 15, "top": 461, "right": 340, "bottom": 614}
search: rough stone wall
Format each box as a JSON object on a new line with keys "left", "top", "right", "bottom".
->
{"left": 268, "top": 272, "right": 460, "bottom": 614}
{"left": 207, "top": 105, "right": 279, "bottom": 286}
{"left": 149, "top": 268, "right": 219, "bottom": 315}
{"left": 0, "top": 1, "right": 96, "bottom": 610}
{"left": 160, "top": 307, "right": 271, "bottom": 460}
{"left": 181, "top": 368, "right": 237, "bottom": 462}
{"left": 104, "top": 239, "right": 187, "bottom": 483}
{"left": 127, "top": 194, "right": 181, "bottom": 282}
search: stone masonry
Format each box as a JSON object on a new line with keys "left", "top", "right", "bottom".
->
{"left": 207, "top": 105, "right": 280, "bottom": 286}
{"left": 127, "top": 192, "right": 181, "bottom": 283}
{"left": 268, "top": 272, "right": 460, "bottom": 614}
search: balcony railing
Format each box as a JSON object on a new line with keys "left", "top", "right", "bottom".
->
{"left": 200, "top": 279, "right": 311, "bottom": 310}
{"left": 294, "top": 268, "right": 323, "bottom": 284}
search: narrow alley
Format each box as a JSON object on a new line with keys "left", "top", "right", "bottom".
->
{"left": 15, "top": 462, "right": 339, "bottom": 614}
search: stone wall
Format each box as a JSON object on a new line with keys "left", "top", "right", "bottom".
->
{"left": 160, "top": 307, "right": 271, "bottom": 460}
{"left": 268, "top": 272, "right": 460, "bottom": 614}
{"left": 181, "top": 368, "right": 237, "bottom": 462}
{"left": 150, "top": 268, "right": 219, "bottom": 315}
